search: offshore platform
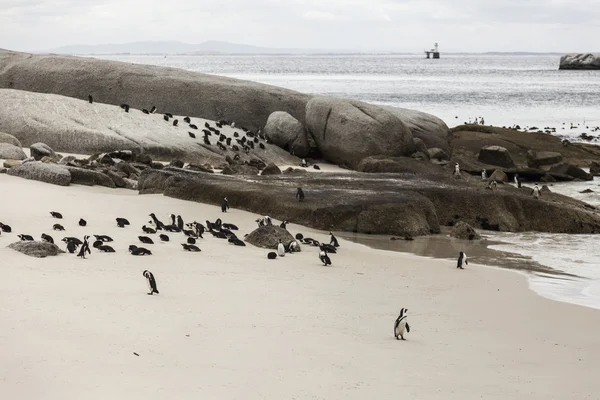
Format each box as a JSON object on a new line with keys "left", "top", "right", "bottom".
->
{"left": 425, "top": 43, "right": 440, "bottom": 59}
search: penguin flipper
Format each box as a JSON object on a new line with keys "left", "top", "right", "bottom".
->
{"left": 406, "top": 323, "right": 410, "bottom": 333}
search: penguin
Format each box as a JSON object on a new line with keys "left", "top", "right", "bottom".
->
{"left": 79, "top": 218, "right": 87, "bottom": 227}
{"left": 288, "top": 239, "right": 300, "bottom": 253}
{"left": 329, "top": 232, "right": 340, "bottom": 248}
{"left": 280, "top": 220, "right": 288, "bottom": 229}
{"left": 277, "top": 239, "right": 286, "bottom": 257}
{"left": 94, "top": 235, "right": 113, "bottom": 242}
{"left": 129, "top": 245, "right": 152, "bottom": 256}
{"left": 150, "top": 106, "right": 157, "bottom": 114}
{"left": 181, "top": 243, "right": 201, "bottom": 252}
{"left": 267, "top": 252, "right": 278, "bottom": 260}
{"left": 228, "top": 237, "right": 246, "bottom": 246}
{"left": 65, "top": 239, "right": 79, "bottom": 254}
{"left": 170, "top": 214, "right": 176, "bottom": 226}
{"left": 159, "top": 234, "right": 170, "bottom": 242}
{"left": 453, "top": 163, "right": 461, "bottom": 176}
{"left": 53, "top": 224, "right": 65, "bottom": 231}
{"left": 183, "top": 116, "right": 191, "bottom": 123}
{"left": 116, "top": 217, "right": 130, "bottom": 228}
{"left": 142, "top": 270, "right": 159, "bottom": 295}
{"left": 295, "top": 233, "right": 304, "bottom": 240}
{"left": 142, "top": 225, "right": 156, "bottom": 234}
{"left": 139, "top": 236, "right": 154, "bottom": 244}
{"left": 457, "top": 251, "right": 468, "bottom": 269}
{"left": 163, "top": 114, "right": 170, "bottom": 121}
{"left": 165, "top": 113, "right": 173, "bottom": 119}
{"left": 187, "top": 237, "right": 196, "bottom": 245}
{"left": 93, "top": 240, "right": 104, "bottom": 248}
{"left": 18, "top": 234, "right": 34, "bottom": 241}
{"left": 319, "top": 250, "right": 332, "bottom": 266}
{"left": 263, "top": 216, "right": 272, "bottom": 226}
{"left": 88, "top": 94, "right": 93, "bottom": 104}
{"left": 204, "top": 136, "right": 211, "bottom": 145}
{"left": 164, "top": 225, "right": 181, "bottom": 233}
{"left": 481, "top": 169, "right": 487, "bottom": 180}
{"left": 296, "top": 188, "right": 305, "bottom": 202}
{"left": 0, "top": 223, "right": 12, "bottom": 232}
{"left": 177, "top": 215, "right": 184, "bottom": 231}
{"left": 149, "top": 213, "right": 165, "bottom": 230}
{"left": 313, "top": 165, "right": 321, "bottom": 170}
{"left": 532, "top": 183, "right": 541, "bottom": 199}
{"left": 320, "top": 244, "right": 337, "bottom": 253}
{"left": 221, "top": 197, "right": 229, "bottom": 213}
{"left": 394, "top": 308, "right": 410, "bottom": 340}
{"left": 62, "top": 237, "right": 83, "bottom": 246}
{"left": 222, "top": 223, "right": 238, "bottom": 231}
{"left": 120, "top": 104, "right": 130, "bottom": 112}
{"left": 173, "top": 119, "right": 179, "bottom": 127}
{"left": 142, "top": 109, "right": 149, "bottom": 114}
{"left": 50, "top": 211, "right": 63, "bottom": 219}
{"left": 77, "top": 236, "right": 91, "bottom": 259}
{"left": 188, "top": 132, "right": 196, "bottom": 139}
{"left": 300, "top": 159, "right": 308, "bottom": 168}
{"left": 487, "top": 180, "right": 497, "bottom": 191}
{"left": 98, "top": 245, "right": 115, "bottom": 253}
{"left": 41, "top": 233, "right": 54, "bottom": 244}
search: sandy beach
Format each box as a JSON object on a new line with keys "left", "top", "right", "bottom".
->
{"left": 1, "top": 174, "right": 599, "bottom": 399}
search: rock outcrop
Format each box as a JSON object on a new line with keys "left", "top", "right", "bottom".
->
{"left": 7, "top": 162, "right": 71, "bottom": 186}
{"left": 527, "top": 150, "right": 563, "bottom": 168}
{"left": 264, "top": 112, "right": 310, "bottom": 157}
{"left": 450, "top": 221, "right": 481, "bottom": 240}
{"left": 590, "top": 161, "right": 600, "bottom": 176}
{"left": 305, "top": 97, "right": 415, "bottom": 168}
{"left": 559, "top": 54, "right": 600, "bottom": 70}
{"left": 489, "top": 169, "right": 508, "bottom": 183}
{"left": 0, "top": 143, "right": 26, "bottom": 160}
{"left": 477, "top": 145, "right": 516, "bottom": 168}
{"left": 245, "top": 225, "right": 295, "bottom": 249}
{"left": 548, "top": 163, "right": 593, "bottom": 181}
{"left": 0, "top": 131, "right": 21, "bottom": 147}
{"left": 8, "top": 241, "right": 65, "bottom": 258}
{"left": 382, "top": 106, "right": 450, "bottom": 152}
{"left": 65, "top": 166, "right": 116, "bottom": 188}
{"left": 30, "top": 142, "right": 57, "bottom": 161}
{"left": 261, "top": 163, "right": 282, "bottom": 176}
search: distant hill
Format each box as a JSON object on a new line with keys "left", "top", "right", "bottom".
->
{"left": 44, "top": 40, "right": 348, "bottom": 55}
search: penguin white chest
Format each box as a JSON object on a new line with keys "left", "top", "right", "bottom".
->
{"left": 277, "top": 243, "right": 285, "bottom": 257}
{"left": 395, "top": 321, "right": 406, "bottom": 336}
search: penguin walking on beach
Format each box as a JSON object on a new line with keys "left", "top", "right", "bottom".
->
{"left": 457, "top": 251, "right": 468, "bottom": 269}
{"left": 149, "top": 213, "right": 165, "bottom": 230}
{"left": 142, "top": 270, "right": 159, "bottom": 295}
{"left": 88, "top": 94, "right": 93, "bottom": 104}
{"left": 296, "top": 188, "right": 305, "bottom": 202}
{"left": 277, "top": 239, "right": 286, "bottom": 257}
{"left": 177, "top": 215, "right": 184, "bottom": 231}
{"left": 394, "top": 308, "right": 411, "bottom": 340}
{"left": 329, "top": 232, "right": 339, "bottom": 248}
{"left": 532, "top": 183, "right": 541, "bottom": 199}
{"left": 77, "top": 236, "right": 91, "bottom": 259}
{"left": 514, "top": 174, "right": 522, "bottom": 188}
{"left": 221, "top": 197, "right": 229, "bottom": 213}
{"left": 319, "top": 250, "right": 332, "bottom": 266}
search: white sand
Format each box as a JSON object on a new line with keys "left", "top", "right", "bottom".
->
{"left": 1, "top": 174, "right": 599, "bottom": 399}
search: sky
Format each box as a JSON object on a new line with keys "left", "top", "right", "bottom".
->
{"left": 1, "top": 0, "right": 599, "bottom": 52}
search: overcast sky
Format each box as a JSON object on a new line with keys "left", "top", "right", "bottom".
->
{"left": 1, "top": 0, "right": 599, "bottom": 52}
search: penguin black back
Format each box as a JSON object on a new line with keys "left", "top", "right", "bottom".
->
{"left": 79, "top": 218, "right": 87, "bottom": 227}
{"left": 50, "top": 211, "right": 63, "bottom": 219}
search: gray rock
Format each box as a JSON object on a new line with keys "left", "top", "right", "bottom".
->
{"left": 222, "top": 164, "right": 260, "bottom": 176}
{"left": 412, "top": 137, "right": 430, "bottom": 158}
{"left": 30, "top": 142, "right": 57, "bottom": 161}
{"left": 3, "top": 159, "right": 21, "bottom": 168}
{"left": 382, "top": 106, "right": 450, "bottom": 152}
{"left": 169, "top": 159, "right": 185, "bottom": 168}
{"left": 185, "top": 163, "right": 214, "bottom": 173}
{"left": 0, "top": 167, "right": 6, "bottom": 174}
{"left": 264, "top": 111, "right": 310, "bottom": 157}
{"left": 477, "top": 145, "right": 516, "bottom": 168}
{"left": 0, "top": 143, "right": 26, "bottom": 160}
{"left": 245, "top": 225, "right": 295, "bottom": 249}
{"left": 65, "top": 166, "right": 116, "bottom": 188}
{"left": 548, "top": 163, "right": 593, "bottom": 181}
{"left": 489, "top": 169, "right": 508, "bottom": 183}
{"left": 8, "top": 241, "right": 65, "bottom": 258}
{"left": 123, "top": 178, "right": 139, "bottom": 190}
{"left": 305, "top": 96, "right": 415, "bottom": 169}
{"left": 590, "top": 161, "right": 600, "bottom": 176}
{"left": 99, "top": 154, "right": 115, "bottom": 165}
{"left": 105, "top": 170, "right": 126, "bottom": 188}
{"left": 115, "top": 160, "right": 140, "bottom": 177}
{"left": 7, "top": 162, "right": 71, "bottom": 186}
{"left": 136, "top": 154, "right": 153, "bottom": 165}
{"left": 0, "top": 131, "right": 22, "bottom": 147}
{"left": 59, "top": 155, "right": 77, "bottom": 165}
{"left": 428, "top": 147, "right": 449, "bottom": 161}
{"left": 450, "top": 221, "right": 481, "bottom": 240}
{"left": 559, "top": 53, "right": 600, "bottom": 70}
{"left": 526, "top": 150, "right": 563, "bottom": 168}
{"left": 261, "top": 163, "right": 282, "bottom": 175}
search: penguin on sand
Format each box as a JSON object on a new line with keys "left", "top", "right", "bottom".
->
{"left": 277, "top": 239, "right": 286, "bottom": 257}
{"left": 319, "top": 250, "right": 332, "bottom": 266}
{"left": 142, "top": 270, "right": 159, "bottom": 295}
{"left": 457, "top": 251, "right": 468, "bottom": 269}
{"left": 394, "top": 308, "right": 410, "bottom": 340}
{"left": 329, "top": 232, "right": 339, "bottom": 248}
{"left": 88, "top": 94, "right": 93, "bottom": 104}
{"left": 77, "top": 235, "right": 91, "bottom": 259}
{"left": 221, "top": 197, "right": 229, "bottom": 213}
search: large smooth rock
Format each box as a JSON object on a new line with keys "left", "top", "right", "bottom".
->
{"left": 305, "top": 97, "right": 415, "bottom": 169}
{"left": 3, "top": 159, "right": 21, "bottom": 168}
{"left": 65, "top": 166, "right": 116, "bottom": 188}
{"left": 8, "top": 241, "right": 65, "bottom": 258}
{"left": 590, "top": 161, "right": 600, "bottom": 176}
{"left": 450, "top": 221, "right": 481, "bottom": 240}
{"left": 264, "top": 111, "right": 310, "bottom": 157}
{"left": 357, "top": 156, "right": 446, "bottom": 175}
{"left": 0, "top": 143, "right": 26, "bottom": 160}
{"left": 559, "top": 54, "right": 600, "bottom": 70}
{"left": 245, "top": 225, "right": 295, "bottom": 249}
{"left": 7, "top": 162, "right": 71, "bottom": 186}
{"left": 477, "top": 145, "right": 516, "bottom": 168}
{"left": 261, "top": 163, "right": 282, "bottom": 176}
{"left": 221, "top": 164, "right": 260, "bottom": 176}
{"left": 0, "top": 89, "right": 299, "bottom": 166}
{"left": 382, "top": 106, "right": 450, "bottom": 152}
{"left": 527, "top": 150, "right": 563, "bottom": 168}
{"left": 30, "top": 142, "right": 57, "bottom": 161}
{"left": 0, "top": 131, "right": 21, "bottom": 147}
{"left": 489, "top": 169, "right": 508, "bottom": 183}
{"left": 548, "top": 163, "right": 593, "bottom": 181}
{"left": 0, "top": 50, "right": 309, "bottom": 134}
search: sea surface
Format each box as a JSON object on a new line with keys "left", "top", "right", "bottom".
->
{"left": 96, "top": 53, "right": 600, "bottom": 309}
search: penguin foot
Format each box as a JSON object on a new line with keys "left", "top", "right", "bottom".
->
{"left": 147, "top": 292, "right": 153, "bottom": 295}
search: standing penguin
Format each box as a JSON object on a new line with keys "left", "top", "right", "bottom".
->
{"left": 514, "top": 174, "right": 522, "bottom": 188}
{"left": 481, "top": 169, "right": 487, "bottom": 180}
{"left": 77, "top": 235, "right": 91, "bottom": 259}
{"left": 277, "top": 239, "right": 286, "bottom": 257}
{"left": 457, "top": 251, "right": 468, "bottom": 269}
{"left": 79, "top": 218, "right": 87, "bottom": 227}
{"left": 88, "top": 94, "right": 93, "bottom": 104}
{"left": 296, "top": 188, "right": 305, "bottom": 202}
{"left": 221, "top": 197, "right": 229, "bottom": 213}
{"left": 329, "top": 232, "right": 339, "bottom": 248}
{"left": 142, "top": 270, "right": 159, "bottom": 295}
{"left": 453, "top": 163, "right": 461, "bottom": 176}
{"left": 394, "top": 308, "right": 411, "bottom": 340}
{"left": 149, "top": 213, "right": 165, "bottom": 230}
{"left": 177, "top": 215, "right": 184, "bottom": 231}
{"left": 319, "top": 250, "right": 332, "bottom": 266}
{"left": 532, "top": 183, "right": 541, "bottom": 199}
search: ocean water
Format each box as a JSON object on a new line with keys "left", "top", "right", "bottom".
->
{"left": 96, "top": 53, "right": 600, "bottom": 309}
